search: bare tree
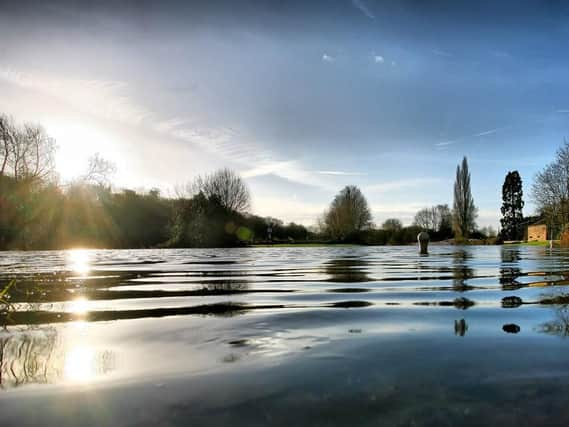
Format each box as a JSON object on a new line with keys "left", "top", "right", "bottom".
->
{"left": 413, "top": 208, "right": 437, "bottom": 230}
{"left": 414, "top": 204, "right": 452, "bottom": 232}
{"left": 80, "top": 153, "right": 117, "bottom": 186}
{"left": 0, "top": 115, "right": 16, "bottom": 177}
{"left": 0, "top": 115, "right": 56, "bottom": 182}
{"left": 453, "top": 156, "right": 478, "bottom": 238}
{"left": 325, "top": 185, "right": 372, "bottom": 239}
{"left": 532, "top": 140, "right": 569, "bottom": 237}
{"left": 193, "top": 168, "right": 251, "bottom": 213}
{"left": 20, "top": 124, "right": 57, "bottom": 181}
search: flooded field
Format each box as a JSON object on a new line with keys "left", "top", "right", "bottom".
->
{"left": 2, "top": 245, "right": 569, "bottom": 426}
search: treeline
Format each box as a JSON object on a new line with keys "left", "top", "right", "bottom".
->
{"left": 0, "top": 115, "right": 309, "bottom": 249}
{"left": 314, "top": 160, "right": 495, "bottom": 245}
{"left": 0, "top": 173, "right": 310, "bottom": 250}
{"left": 1, "top": 113, "right": 511, "bottom": 250}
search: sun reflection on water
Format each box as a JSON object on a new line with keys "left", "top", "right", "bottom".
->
{"left": 70, "top": 297, "right": 89, "bottom": 315}
{"left": 66, "top": 249, "right": 91, "bottom": 275}
{"left": 63, "top": 346, "right": 96, "bottom": 384}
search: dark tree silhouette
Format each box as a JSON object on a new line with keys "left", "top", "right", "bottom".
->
{"left": 500, "top": 171, "right": 524, "bottom": 241}
{"left": 193, "top": 168, "right": 251, "bottom": 214}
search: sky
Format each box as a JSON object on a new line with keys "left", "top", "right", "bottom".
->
{"left": 1, "top": 0, "right": 569, "bottom": 228}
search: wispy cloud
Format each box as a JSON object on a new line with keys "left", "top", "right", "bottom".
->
{"left": 0, "top": 68, "right": 243, "bottom": 154}
{"left": 251, "top": 196, "right": 325, "bottom": 225}
{"left": 242, "top": 160, "right": 299, "bottom": 179}
{"left": 352, "top": 0, "right": 375, "bottom": 19}
{"left": 373, "top": 55, "right": 385, "bottom": 64}
{"left": 431, "top": 48, "right": 452, "bottom": 57}
{"left": 555, "top": 109, "right": 569, "bottom": 114}
{"left": 0, "top": 68, "right": 151, "bottom": 126}
{"left": 365, "top": 178, "right": 445, "bottom": 194}
{"left": 322, "top": 53, "right": 335, "bottom": 62}
{"left": 241, "top": 160, "right": 339, "bottom": 191}
{"left": 435, "top": 126, "right": 505, "bottom": 148}
{"left": 435, "top": 140, "right": 457, "bottom": 147}
{"left": 316, "top": 170, "right": 367, "bottom": 176}
{"left": 474, "top": 128, "right": 500, "bottom": 137}
{"left": 0, "top": 67, "right": 323, "bottom": 189}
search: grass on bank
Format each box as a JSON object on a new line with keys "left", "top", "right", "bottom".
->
{"left": 503, "top": 240, "right": 560, "bottom": 247}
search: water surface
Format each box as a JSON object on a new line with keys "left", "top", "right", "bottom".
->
{"left": 2, "top": 246, "right": 569, "bottom": 426}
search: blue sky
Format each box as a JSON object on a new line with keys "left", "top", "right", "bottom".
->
{"left": 1, "top": 0, "right": 568, "bottom": 227}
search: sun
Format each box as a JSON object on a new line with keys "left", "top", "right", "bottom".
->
{"left": 44, "top": 119, "right": 120, "bottom": 182}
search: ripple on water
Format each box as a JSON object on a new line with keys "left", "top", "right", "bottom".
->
{"left": 2, "top": 244, "right": 569, "bottom": 422}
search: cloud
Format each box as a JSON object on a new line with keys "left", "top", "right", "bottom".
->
{"left": 242, "top": 160, "right": 300, "bottom": 179}
{"left": 555, "top": 109, "right": 569, "bottom": 114}
{"left": 476, "top": 209, "right": 500, "bottom": 228}
{"left": 370, "top": 202, "right": 436, "bottom": 226}
{"left": 322, "top": 53, "right": 335, "bottom": 62}
{"left": 373, "top": 55, "right": 385, "bottom": 64}
{"left": 352, "top": 0, "right": 375, "bottom": 19}
{"left": 474, "top": 128, "right": 500, "bottom": 137}
{"left": 435, "top": 140, "right": 457, "bottom": 147}
{"left": 0, "top": 67, "right": 327, "bottom": 189}
{"left": 316, "top": 170, "right": 367, "bottom": 176}
{"left": 0, "top": 68, "right": 150, "bottom": 126}
{"left": 251, "top": 195, "right": 325, "bottom": 225}
{"left": 241, "top": 160, "right": 339, "bottom": 191}
{"left": 435, "top": 126, "right": 505, "bottom": 148}
{"left": 431, "top": 48, "right": 452, "bottom": 57}
{"left": 365, "top": 178, "right": 445, "bottom": 194}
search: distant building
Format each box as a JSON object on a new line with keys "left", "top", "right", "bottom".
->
{"left": 527, "top": 224, "right": 547, "bottom": 242}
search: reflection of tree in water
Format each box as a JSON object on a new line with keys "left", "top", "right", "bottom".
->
{"left": 0, "top": 327, "right": 115, "bottom": 389}
{"left": 499, "top": 248, "right": 523, "bottom": 290}
{"left": 539, "top": 305, "right": 569, "bottom": 337}
{"left": 1, "top": 296, "right": 62, "bottom": 330}
{"left": 201, "top": 280, "right": 248, "bottom": 293}
{"left": 323, "top": 258, "right": 370, "bottom": 282}
{"left": 451, "top": 249, "right": 474, "bottom": 291}
{"left": 502, "top": 324, "right": 521, "bottom": 334}
{"left": 454, "top": 318, "right": 468, "bottom": 336}
{"left": 0, "top": 328, "right": 60, "bottom": 388}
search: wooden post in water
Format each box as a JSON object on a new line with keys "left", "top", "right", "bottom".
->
{"left": 418, "top": 232, "right": 429, "bottom": 255}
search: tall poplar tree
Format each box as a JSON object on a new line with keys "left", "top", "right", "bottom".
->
{"left": 452, "top": 156, "right": 478, "bottom": 238}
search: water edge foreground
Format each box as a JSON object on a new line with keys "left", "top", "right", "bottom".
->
{"left": 2, "top": 246, "right": 569, "bottom": 426}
